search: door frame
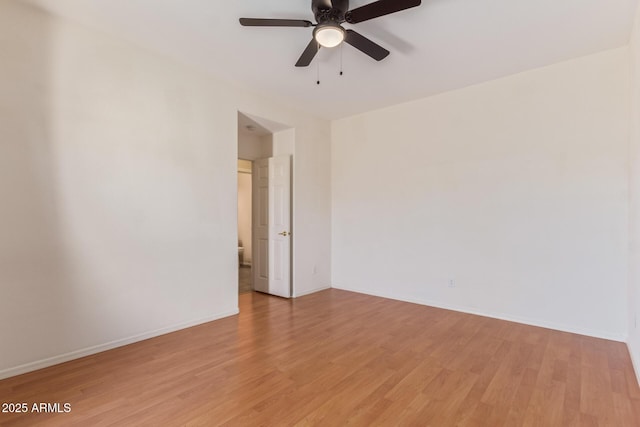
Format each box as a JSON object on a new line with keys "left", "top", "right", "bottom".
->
{"left": 237, "top": 111, "right": 295, "bottom": 298}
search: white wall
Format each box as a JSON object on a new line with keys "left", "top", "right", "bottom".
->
{"left": 273, "top": 129, "right": 295, "bottom": 157}
{"left": 0, "top": 1, "right": 331, "bottom": 379}
{"left": 238, "top": 132, "right": 272, "bottom": 161}
{"left": 628, "top": 3, "right": 640, "bottom": 381}
{"left": 332, "top": 48, "right": 630, "bottom": 340}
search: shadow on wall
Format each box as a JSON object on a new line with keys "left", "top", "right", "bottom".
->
{"left": 0, "top": 1, "right": 78, "bottom": 374}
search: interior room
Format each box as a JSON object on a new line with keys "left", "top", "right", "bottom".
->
{"left": 2, "top": 0, "right": 640, "bottom": 425}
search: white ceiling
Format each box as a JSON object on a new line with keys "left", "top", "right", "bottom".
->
{"left": 27, "top": 0, "right": 639, "bottom": 120}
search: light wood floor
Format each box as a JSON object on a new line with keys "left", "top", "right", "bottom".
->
{"left": 1, "top": 289, "right": 639, "bottom": 426}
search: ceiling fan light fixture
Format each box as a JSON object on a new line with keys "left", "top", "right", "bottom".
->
{"left": 314, "top": 24, "right": 345, "bottom": 48}
{"left": 240, "top": 0, "right": 423, "bottom": 66}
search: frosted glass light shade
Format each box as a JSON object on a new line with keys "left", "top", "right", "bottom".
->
{"left": 315, "top": 25, "right": 345, "bottom": 48}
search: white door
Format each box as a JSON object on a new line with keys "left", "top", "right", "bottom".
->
{"left": 252, "top": 156, "right": 291, "bottom": 298}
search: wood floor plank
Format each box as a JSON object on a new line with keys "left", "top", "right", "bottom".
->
{"left": 1, "top": 289, "right": 639, "bottom": 426}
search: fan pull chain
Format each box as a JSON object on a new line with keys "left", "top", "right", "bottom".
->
{"left": 340, "top": 43, "right": 344, "bottom": 76}
{"left": 317, "top": 57, "right": 320, "bottom": 85}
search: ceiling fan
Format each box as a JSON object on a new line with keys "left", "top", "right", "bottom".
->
{"left": 239, "top": 0, "right": 422, "bottom": 67}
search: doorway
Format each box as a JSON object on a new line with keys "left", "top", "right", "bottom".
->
{"left": 237, "top": 159, "right": 253, "bottom": 294}
{"left": 237, "top": 111, "right": 294, "bottom": 298}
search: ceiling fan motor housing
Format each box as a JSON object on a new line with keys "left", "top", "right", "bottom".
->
{"left": 313, "top": 0, "right": 349, "bottom": 24}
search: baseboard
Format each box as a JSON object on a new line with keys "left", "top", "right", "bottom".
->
{"left": 293, "top": 285, "right": 331, "bottom": 298}
{"left": 332, "top": 284, "right": 626, "bottom": 342}
{"left": 628, "top": 341, "right": 640, "bottom": 387}
{"left": 0, "top": 308, "right": 239, "bottom": 381}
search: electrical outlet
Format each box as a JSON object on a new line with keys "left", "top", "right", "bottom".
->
{"left": 448, "top": 279, "right": 455, "bottom": 288}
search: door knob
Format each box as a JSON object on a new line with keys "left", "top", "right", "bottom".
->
{"left": 278, "top": 231, "right": 290, "bottom": 236}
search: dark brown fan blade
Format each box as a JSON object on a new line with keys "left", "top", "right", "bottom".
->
{"left": 295, "top": 39, "right": 321, "bottom": 67}
{"left": 345, "top": 0, "right": 421, "bottom": 24}
{"left": 344, "top": 30, "right": 389, "bottom": 61}
{"left": 239, "top": 18, "right": 313, "bottom": 27}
